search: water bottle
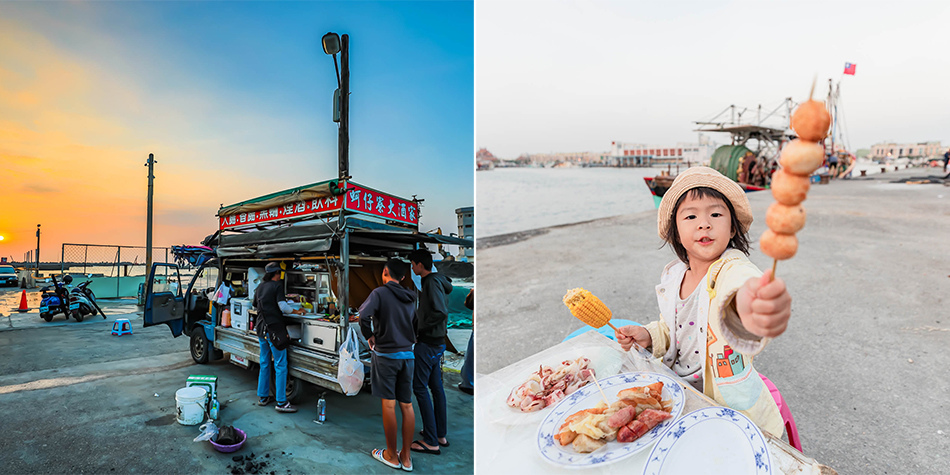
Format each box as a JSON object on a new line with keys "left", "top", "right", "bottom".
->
{"left": 209, "top": 398, "right": 220, "bottom": 420}
{"left": 315, "top": 393, "right": 326, "bottom": 424}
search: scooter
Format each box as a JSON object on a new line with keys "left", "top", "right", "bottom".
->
{"left": 39, "top": 275, "right": 72, "bottom": 322}
{"left": 69, "top": 279, "right": 106, "bottom": 322}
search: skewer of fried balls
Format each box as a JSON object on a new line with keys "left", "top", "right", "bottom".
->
{"left": 760, "top": 82, "right": 832, "bottom": 278}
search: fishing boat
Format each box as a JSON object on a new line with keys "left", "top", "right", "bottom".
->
{"left": 645, "top": 79, "right": 853, "bottom": 207}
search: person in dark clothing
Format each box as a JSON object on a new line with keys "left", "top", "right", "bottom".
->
{"left": 408, "top": 249, "right": 453, "bottom": 455}
{"left": 359, "top": 258, "right": 417, "bottom": 471}
{"left": 458, "top": 289, "right": 474, "bottom": 396}
{"left": 943, "top": 149, "right": 950, "bottom": 179}
{"left": 254, "top": 261, "right": 304, "bottom": 413}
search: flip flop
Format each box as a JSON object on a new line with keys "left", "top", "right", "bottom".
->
{"left": 409, "top": 440, "right": 441, "bottom": 455}
{"left": 372, "top": 448, "right": 401, "bottom": 469}
{"left": 397, "top": 450, "right": 412, "bottom": 472}
{"left": 419, "top": 431, "right": 449, "bottom": 447}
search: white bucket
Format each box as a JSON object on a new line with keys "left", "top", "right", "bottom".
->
{"left": 175, "top": 386, "right": 208, "bottom": 426}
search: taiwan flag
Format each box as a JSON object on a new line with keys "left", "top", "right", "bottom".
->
{"left": 844, "top": 62, "right": 856, "bottom": 75}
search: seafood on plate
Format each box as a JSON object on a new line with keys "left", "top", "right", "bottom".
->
{"left": 506, "top": 357, "right": 596, "bottom": 412}
{"left": 555, "top": 382, "right": 674, "bottom": 453}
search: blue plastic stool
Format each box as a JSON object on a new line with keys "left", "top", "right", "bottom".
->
{"left": 112, "top": 318, "right": 132, "bottom": 336}
{"left": 562, "top": 319, "right": 641, "bottom": 342}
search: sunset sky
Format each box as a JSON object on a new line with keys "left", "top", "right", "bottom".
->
{"left": 0, "top": 1, "right": 474, "bottom": 262}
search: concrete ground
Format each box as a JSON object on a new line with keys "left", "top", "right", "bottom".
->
{"left": 0, "top": 296, "right": 473, "bottom": 474}
{"left": 477, "top": 167, "right": 950, "bottom": 474}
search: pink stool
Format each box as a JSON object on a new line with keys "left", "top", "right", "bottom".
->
{"left": 759, "top": 374, "right": 802, "bottom": 452}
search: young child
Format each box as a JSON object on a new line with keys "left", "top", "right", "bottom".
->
{"left": 616, "top": 166, "right": 791, "bottom": 436}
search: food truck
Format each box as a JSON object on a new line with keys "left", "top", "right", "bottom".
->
{"left": 143, "top": 179, "right": 472, "bottom": 400}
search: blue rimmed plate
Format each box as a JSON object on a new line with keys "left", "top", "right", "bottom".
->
{"left": 642, "top": 407, "right": 773, "bottom": 475}
{"left": 536, "top": 372, "right": 686, "bottom": 468}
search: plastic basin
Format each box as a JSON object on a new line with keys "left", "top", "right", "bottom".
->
{"left": 209, "top": 428, "right": 246, "bottom": 453}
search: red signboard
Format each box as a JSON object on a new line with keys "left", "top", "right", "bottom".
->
{"left": 344, "top": 183, "right": 419, "bottom": 226}
{"left": 219, "top": 182, "right": 419, "bottom": 230}
{"left": 219, "top": 195, "right": 344, "bottom": 229}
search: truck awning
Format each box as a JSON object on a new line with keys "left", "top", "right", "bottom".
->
{"left": 217, "top": 181, "right": 338, "bottom": 218}
{"left": 210, "top": 218, "right": 472, "bottom": 259}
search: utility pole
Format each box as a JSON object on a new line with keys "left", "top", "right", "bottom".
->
{"left": 35, "top": 224, "right": 40, "bottom": 277}
{"left": 145, "top": 153, "right": 156, "bottom": 274}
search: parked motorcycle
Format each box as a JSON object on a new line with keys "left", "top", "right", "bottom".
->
{"left": 39, "top": 275, "right": 72, "bottom": 322}
{"left": 69, "top": 279, "right": 106, "bottom": 322}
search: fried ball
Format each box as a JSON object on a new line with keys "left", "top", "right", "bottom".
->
{"left": 791, "top": 100, "right": 832, "bottom": 142}
{"left": 765, "top": 202, "right": 807, "bottom": 234}
{"left": 779, "top": 139, "right": 825, "bottom": 176}
{"left": 760, "top": 229, "right": 798, "bottom": 260}
{"left": 770, "top": 169, "right": 810, "bottom": 206}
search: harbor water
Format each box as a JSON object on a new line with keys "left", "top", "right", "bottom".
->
{"left": 476, "top": 167, "right": 661, "bottom": 237}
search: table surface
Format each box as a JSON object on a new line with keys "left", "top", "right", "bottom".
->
{"left": 476, "top": 331, "right": 837, "bottom": 474}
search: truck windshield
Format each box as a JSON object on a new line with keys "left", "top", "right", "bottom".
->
{"left": 0, "top": 267, "right": 15, "bottom": 274}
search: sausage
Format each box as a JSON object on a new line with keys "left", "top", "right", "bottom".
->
{"left": 616, "top": 425, "right": 635, "bottom": 443}
{"left": 607, "top": 405, "right": 637, "bottom": 428}
{"left": 636, "top": 408, "right": 673, "bottom": 430}
{"left": 624, "top": 420, "right": 649, "bottom": 441}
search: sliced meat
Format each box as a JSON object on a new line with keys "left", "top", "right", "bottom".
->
{"left": 555, "top": 429, "right": 577, "bottom": 446}
{"left": 644, "top": 382, "right": 664, "bottom": 400}
{"left": 636, "top": 408, "right": 673, "bottom": 430}
{"left": 616, "top": 425, "right": 635, "bottom": 443}
{"left": 625, "top": 419, "right": 649, "bottom": 440}
{"left": 607, "top": 405, "right": 637, "bottom": 428}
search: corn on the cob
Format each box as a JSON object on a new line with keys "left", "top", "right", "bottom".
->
{"left": 563, "top": 288, "right": 612, "bottom": 328}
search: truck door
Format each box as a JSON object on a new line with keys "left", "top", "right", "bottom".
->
{"left": 144, "top": 263, "right": 185, "bottom": 337}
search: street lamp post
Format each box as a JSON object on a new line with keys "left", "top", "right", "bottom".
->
{"left": 35, "top": 224, "right": 41, "bottom": 277}
{"left": 322, "top": 32, "right": 350, "bottom": 183}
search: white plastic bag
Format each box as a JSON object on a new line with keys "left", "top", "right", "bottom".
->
{"left": 214, "top": 283, "right": 231, "bottom": 306}
{"left": 338, "top": 325, "right": 364, "bottom": 396}
{"left": 193, "top": 421, "right": 218, "bottom": 442}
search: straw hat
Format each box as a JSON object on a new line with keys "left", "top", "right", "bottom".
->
{"left": 657, "top": 166, "right": 753, "bottom": 239}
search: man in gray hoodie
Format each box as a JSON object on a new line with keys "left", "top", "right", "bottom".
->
{"left": 359, "top": 258, "right": 417, "bottom": 470}
{"left": 408, "top": 249, "right": 453, "bottom": 455}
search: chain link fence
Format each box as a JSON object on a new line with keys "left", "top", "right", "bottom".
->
{"left": 60, "top": 244, "right": 178, "bottom": 298}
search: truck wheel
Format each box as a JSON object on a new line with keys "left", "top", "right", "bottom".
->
{"left": 269, "top": 374, "right": 303, "bottom": 404}
{"left": 41, "top": 313, "right": 52, "bottom": 322}
{"left": 190, "top": 329, "right": 210, "bottom": 364}
{"left": 72, "top": 310, "right": 83, "bottom": 322}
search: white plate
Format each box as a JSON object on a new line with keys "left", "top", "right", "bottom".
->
{"left": 487, "top": 346, "right": 624, "bottom": 426}
{"left": 536, "top": 372, "right": 686, "bottom": 468}
{"left": 642, "top": 407, "right": 773, "bottom": 475}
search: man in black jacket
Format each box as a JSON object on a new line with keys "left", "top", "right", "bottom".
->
{"left": 254, "top": 262, "right": 304, "bottom": 413}
{"left": 408, "top": 249, "right": 453, "bottom": 455}
{"left": 359, "top": 258, "right": 417, "bottom": 471}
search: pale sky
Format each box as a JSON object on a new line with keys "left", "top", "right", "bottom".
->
{"left": 476, "top": 0, "right": 950, "bottom": 159}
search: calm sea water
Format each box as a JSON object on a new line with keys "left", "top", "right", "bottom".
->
{"left": 476, "top": 167, "right": 662, "bottom": 237}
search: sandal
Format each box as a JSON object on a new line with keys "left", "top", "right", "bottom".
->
{"left": 372, "top": 448, "right": 401, "bottom": 470}
{"left": 419, "top": 431, "right": 449, "bottom": 447}
{"left": 397, "top": 450, "right": 412, "bottom": 472}
{"left": 409, "top": 440, "right": 441, "bottom": 455}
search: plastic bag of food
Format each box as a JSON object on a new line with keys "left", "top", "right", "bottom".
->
{"left": 338, "top": 326, "right": 364, "bottom": 396}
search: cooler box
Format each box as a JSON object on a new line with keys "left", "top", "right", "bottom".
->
{"left": 186, "top": 374, "right": 218, "bottom": 401}
{"left": 246, "top": 267, "right": 266, "bottom": 303}
{"left": 231, "top": 298, "right": 252, "bottom": 331}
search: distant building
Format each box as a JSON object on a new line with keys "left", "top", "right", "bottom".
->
{"left": 869, "top": 141, "right": 943, "bottom": 160}
{"left": 518, "top": 151, "right": 606, "bottom": 167}
{"left": 455, "top": 206, "right": 474, "bottom": 260}
{"left": 606, "top": 138, "right": 717, "bottom": 167}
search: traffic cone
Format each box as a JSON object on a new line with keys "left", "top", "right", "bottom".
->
{"left": 17, "top": 290, "right": 29, "bottom": 313}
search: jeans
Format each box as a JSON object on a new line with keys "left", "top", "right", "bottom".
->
{"left": 258, "top": 335, "right": 288, "bottom": 403}
{"left": 460, "top": 333, "right": 474, "bottom": 390}
{"left": 413, "top": 341, "right": 447, "bottom": 445}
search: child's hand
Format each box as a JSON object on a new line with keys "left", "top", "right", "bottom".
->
{"left": 615, "top": 325, "right": 651, "bottom": 352}
{"left": 736, "top": 269, "right": 792, "bottom": 338}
